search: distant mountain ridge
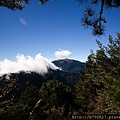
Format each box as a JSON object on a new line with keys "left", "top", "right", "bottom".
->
{"left": 52, "top": 58, "right": 85, "bottom": 73}
{"left": 0, "top": 58, "right": 84, "bottom": 108}
{"left": 0, "top": 69, "right": 79, "bottom": 103}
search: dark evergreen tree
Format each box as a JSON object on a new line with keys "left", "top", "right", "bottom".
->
{"left": 6, "top": 86, "right": 41, "bottom": 120}
{"left": 75, "top": 33, "right": 120, "bottom": 114}
{"left": 39, "top": 79, "right": 74, "bottom": 116}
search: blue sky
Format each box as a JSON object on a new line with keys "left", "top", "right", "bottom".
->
{"left": 0, "top": 0, "right": 120, "bottom": 62}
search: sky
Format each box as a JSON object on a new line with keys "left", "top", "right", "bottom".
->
{"left": 0, "top": 0, "right": 120, "bottom": 64}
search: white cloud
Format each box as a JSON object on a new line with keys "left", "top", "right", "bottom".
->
{"left": 55, "top": 50, "right": 72, "bottom": 59}
{"left": 0, "top": 53, "right": 59, "bottom": 75}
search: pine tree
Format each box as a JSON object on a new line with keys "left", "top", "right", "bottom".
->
{"left": 75, "top": 33, "right": 120, "bottom": 114}
{"left": 39, "top": 79, "right": 74, "bottom": 115}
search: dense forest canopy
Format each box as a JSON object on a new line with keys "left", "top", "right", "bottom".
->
{"left": 75, "top": 33, "right": 120, "bottom": 114}
{"left": 0, "top": 0, "right": 120, "bottom": 119}
{"left": 0, "top": 33, "right": 120, "bottom": 119}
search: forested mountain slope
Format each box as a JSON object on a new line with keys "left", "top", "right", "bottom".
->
{"left": 53, "top": 58, "right": 85, "bottom": 73}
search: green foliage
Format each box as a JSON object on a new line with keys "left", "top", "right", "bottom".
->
{"left": 39, "top": 80, "right": 74, "bottom": 115}
{"left": 2, "top": 79, "right": 75, "bottom": 119}
{"left": 75, "top": 33, "right": 120, "bottom": 114}
{"left": 79, "top": 0, "right": 120, "bottom": 36}
{"left": 0, "top": 0, "right": 29, "bottom": 10}
{"left": 6, "top": 86, "right": 40, "bottom": 120}
{"left": 0, "top": 0, "right": 48, "bottom": 10}
{"left": 1, "top": 33, "right": 120, "bottom": 118}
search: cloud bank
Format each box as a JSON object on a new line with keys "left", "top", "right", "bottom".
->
{"left": 55, "top": 50, "right": 72, "bottom": 59}
{"left": 0, "top": 53, "right": 59, "bottom": 75}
